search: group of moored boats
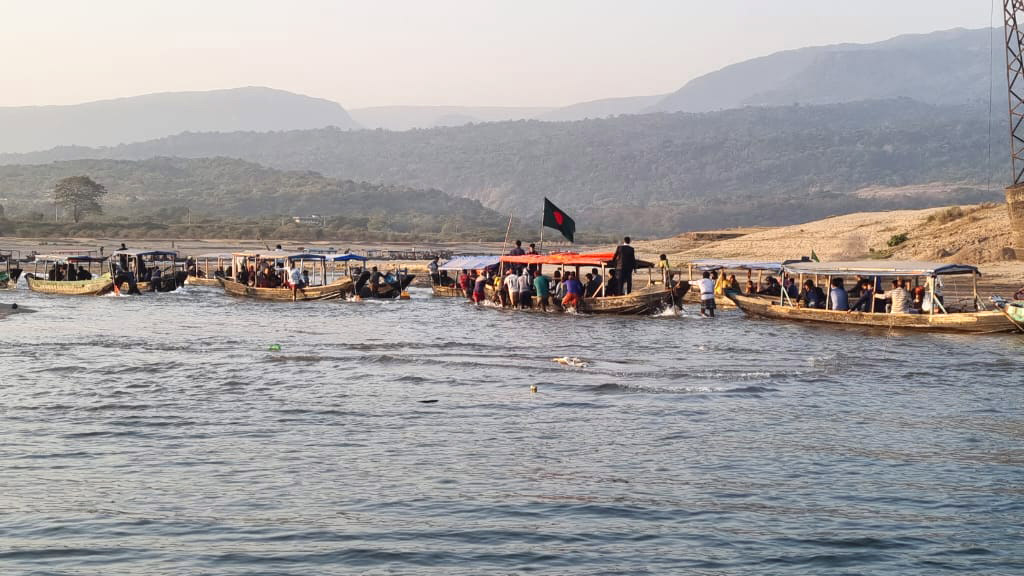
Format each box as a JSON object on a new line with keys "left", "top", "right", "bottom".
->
{"left": 7, "top": 249, "right": 414, "bottom": 302}
{"left": 5, "top": 246, "right": 1023, "bottom": 334}
{"left": 430, "top": 254, "right": 1024, "bottom": 334}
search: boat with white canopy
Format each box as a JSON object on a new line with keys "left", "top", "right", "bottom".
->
{"left": 685, "top": 258, "right": 785, "bottom": 309}
{"left": 185, "top": 253, "right": 232, "bottom": 287}
{"left": 728, "top": 260, "right": 1018, "bottom": 333}
{"left": 221, "top": 251, "right": 354, "bottom": 301}
{"left": 24, "top": 254, "right": 114, "bottom": 296}
{"left": 431, "top": 255, "right": 500, "bottom": 297}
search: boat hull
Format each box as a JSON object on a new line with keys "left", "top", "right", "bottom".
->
{"left": 185, "top": 275, "right": 222, "bottom": 287}
{"left": 25, "top": 273, "right": 115, "bottom": 296}
{"left": 484, "top": 284, "right": 676, "bottom": 315}
{"left": 728, "top": 293, "right": 1017, "bottom": 334}
{"left": 221, "top": 278, "right": 353, "bottom": 301}
{"left": 431, "top": 284, "right": 465, "bottom": 298}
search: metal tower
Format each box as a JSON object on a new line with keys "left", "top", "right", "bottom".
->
{"left": 1004, "top": 0, "right": 1024, "bottom": 247}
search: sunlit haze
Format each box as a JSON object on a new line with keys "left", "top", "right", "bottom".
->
{"left": 0, "top": 0, "right": 996, "bottom": 108}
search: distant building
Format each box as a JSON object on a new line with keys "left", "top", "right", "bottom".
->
{"left": 292, "top": 215, "right": 324, "bottom": 226}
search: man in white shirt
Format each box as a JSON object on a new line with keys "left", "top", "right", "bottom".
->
{"left": 698, "top": 271, "right": 717, "bottom": 317}
{"left": 503, "top": 269, "right": 519, "bottom": 308}
{"left": 517, "top": 270, "right": 533, "bottom": 309}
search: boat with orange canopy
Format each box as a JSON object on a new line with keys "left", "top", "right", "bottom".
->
{"left": 495, "top": 251, "right": 688, "bottom": 315}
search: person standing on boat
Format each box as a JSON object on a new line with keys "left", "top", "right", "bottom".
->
{"left": 613, "top": 237, "right": 636, "bottom": 295}
{"left": 527, "top": 243, "right": 540, "bottom": 274}
{"left": 698, "top": 271, "right": 716, "bottom": 318}
{"left": 428, "top": 257, "right": 440, "bottom": 285}
{"left": 657, "top": 254, "right": 670, "bottom": 285}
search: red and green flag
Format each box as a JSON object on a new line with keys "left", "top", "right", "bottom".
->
{"left": 543, "top": 197, "right": 575, "bottom": 243}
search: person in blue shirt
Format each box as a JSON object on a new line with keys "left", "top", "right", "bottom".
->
{"left": 799, "top": 279, "right": 826, "bottom": 309}
{"left": 829, "top": 277, "right": 848, "bottom": 310}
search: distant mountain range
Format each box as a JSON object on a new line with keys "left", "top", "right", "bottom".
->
{"left": 0, "top": 27, "right": 1004, "bottom": 150}
{"left": 653, "top": 27, "right": 1001, "bottom": 112}
{"left": 0, "top": 87, "right": 358, "bottom": 154}
{"left": 1, "top": 99, "right": 1006, "bottom": 235}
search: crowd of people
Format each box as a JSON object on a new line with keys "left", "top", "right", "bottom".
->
{"left": 236, "top": 259, "right": 310, "bottom": 291}
{"left": 46, "top": 263, "right": 93, "bottom": 282}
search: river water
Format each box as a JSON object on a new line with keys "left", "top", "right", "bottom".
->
{"left": 1, "top": 285, "right": 1022, "bottom": 575}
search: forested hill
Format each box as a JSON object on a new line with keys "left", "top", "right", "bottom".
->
{"left": 0, "top": 99, "right": 1008, "bottom": 234}
{"left": 0, "top": 157, "right": 509, "bottom": 239}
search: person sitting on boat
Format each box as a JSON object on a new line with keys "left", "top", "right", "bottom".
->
{"left": 562, "top": 271, "right": 583, "bottom": 310}
{"left": 745, "top": 280, "right": 756, "bottom": 295}
{"left": 590, "top": 268, "right": 603, "bottom": 290}
{"left": 724, "top": 274, "right": 741, "bottom": 295}
{"left": 77, "top": 265, "right": 91, "bottom": 281}
{"left": 534, "top": 271, "right": 550, "bottom": 311}
{"left": 517, "top": 269, "right": 533, "bottom": 309}
{"left": 584, "top": 273, "right": 601, "bottom": 298}
{"left": 784, "top": 276, "right": 799, "bottom": 299}
{"left": 605, "top": 269, "right": 621, "bottom": 296}
{"left": 699, "top": 271, "right": 716, "bottom": 317}
{"left": 301, "top": 269, "right": 310, "bottom": 287}
{"left": 757, "top": 275, "right": 781, "bottom": 296}
{"left": 889, "top": 279, "right": 912, "bottom": 314}
{"left": 66, "top": 264, "right": 78, "bottom": 282}
{"left": 798, "top": 279, "right": 826, "bottom": 309}
{"left": 848, "top": 279, "right": 876, "bottom": 313}
{"left": 829, "top": 278, "right": 848, "bottom": 310}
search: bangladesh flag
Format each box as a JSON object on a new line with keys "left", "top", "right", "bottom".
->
{"left": 543, "top": 197, "right": 575, "bottom": 243}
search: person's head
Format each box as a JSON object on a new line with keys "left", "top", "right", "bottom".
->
{"left": 831, "top": 278, "right": 842, "bottom": 288}
{"left": 515, "top": 240, "right": 522, "bottom": 247}
{"left": 119, "top": 243, "right": 126, "bottom": 249}
{"left": 623, "top": 236, "right": 631, "bottom": 244}
{"left": 804, "top": 279, "right": 814, "bottom": 289}
{"left": 275, "top": 244, "right": 282, "bottom": 250}
{"left": 892, "top": 279, "right": 901, "bottom": 288}
{"left": 529, "top": 243, "right": 535, "bottom": 249}
{"left": 659, "top": 253, "right": 667, "bottom": 261}
{"left": 702, "top": 271, "right": 710, "bottom": 279}
{"left": 609, "top": 269, "right": 617, "bottom": 277}
{"left": 433, "top": 256, "right": 439, "bottom": 262}
{"left": 302, "top": 269, "right": 308, "bottom": 276}
{"left": 728, "top": 274, "right": 736, "bottom": 283}
{"left": 585, "top": 273, "right": 593, "bottom": 281}
{"left": 592, "top": 268, "right": 599, "bottom": 275}
{"left": 372, "top": 266, "right": 378, "bottom": 272}
{"left": 553, "top": 270, "right": 561, "bottom": 279}
{"left": 862, "top": 279, "right": 873, "bottom": 290}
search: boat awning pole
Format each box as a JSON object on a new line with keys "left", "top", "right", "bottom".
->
{"left": 973, "top": 272, "right": 981, "bottom": 311}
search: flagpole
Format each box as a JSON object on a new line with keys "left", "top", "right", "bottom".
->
{"left": 539, "top": 203, "right": 545, "bottom": 253}
{"left": 498, "top": 209, "right": 514, "bottom": 277}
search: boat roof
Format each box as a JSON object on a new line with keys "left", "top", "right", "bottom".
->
{"left": 782, "top": 260, "right": 981, "bottom": 277}
{"left": 690, "top": 258, "right": 783, "bottom": 272}
{"left": 326, "top": 253, "right": 369, "bottom": 262}
{"left": 500, "top": 252, "right": 653, "bottom": 268}
{"left": 440, "top": 255, "right": 500, "bottom": 270}
{"left": 194, "top": 252, "right": 233, "bottom": 259}
{"left": 34, "top": 254, "right": 109, "bottom": 264}
{"left": 231, "top": 251, "right": 326, "bottom": 261}
{"left": 111, "top": 250, "right": 179, "bottom": 258}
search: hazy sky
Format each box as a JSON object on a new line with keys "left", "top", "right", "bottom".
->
{"left": 0, "top": 0, "right": 995, "bottom": 109}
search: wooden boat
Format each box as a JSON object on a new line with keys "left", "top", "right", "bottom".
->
{"left": 728, "top": 261, "right": 1018, "bottom": 334}
{"left": 485, "top": 251, "right": 684, "bottom": 315}
{"left": 431, "top": 255, "right": 500, "bottom": 298}
{"left": 23, "top": 254, "right": 113, "bottom": 295}
{"left": 221, "top": 276, "right": 353, "bottom": 301}
{"left": 26, "top": 272, "right": 114, "bottom": 296}
{"left": 185, "top": 252, "right": 231, "bottom": 287}
{"left": 0, "top": 250, "right": 23, "bottom": 289}
{"left": 110, "top": 249, "right": 187, "bottom": 293}
{"left": 223, "top": 251, "right": 354, "bottom": 301}
{"left": 682, "top": 259, "right": 789, "bottom": 310}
